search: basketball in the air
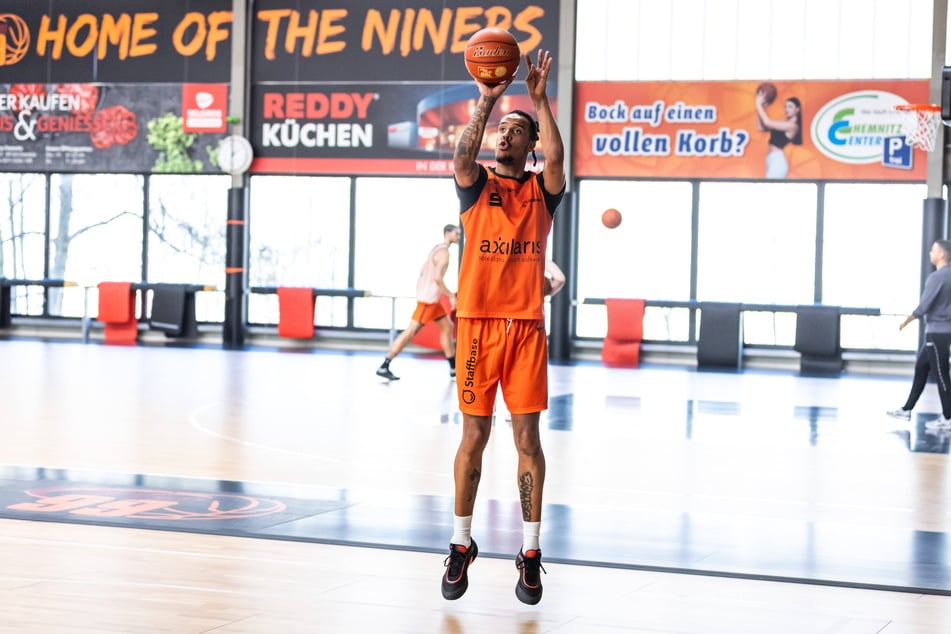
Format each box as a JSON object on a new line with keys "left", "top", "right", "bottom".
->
{"left": 464, "top": 28, "right": 520, "bottom": 85}
{"left": 602, "top": 208, "right": 622, "bottom": 229}
{"left": 757, "top": 81, "right": 778, "bottom": 106}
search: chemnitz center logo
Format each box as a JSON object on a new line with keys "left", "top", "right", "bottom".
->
{"left": 810, "top": 90, "right": 907, "bottom": 164}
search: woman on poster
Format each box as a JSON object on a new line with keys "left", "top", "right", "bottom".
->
{"left": 755, "top": 84, "right": 802, "bottom": 179}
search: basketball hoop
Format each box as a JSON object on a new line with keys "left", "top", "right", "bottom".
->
{"left": 894, "top": 103, "right": 942, "bottom": 152}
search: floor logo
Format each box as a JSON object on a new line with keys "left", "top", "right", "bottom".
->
{"left": 811, "top": 90, "right": 907, "bottom": 164}
{"left": 8, "top": 486, "right": 288, "bottom": 521}
{"left": 0, "top": 14, "right": 30, "bottom": 68}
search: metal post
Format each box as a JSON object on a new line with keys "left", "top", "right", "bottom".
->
{"left": 549, "top": 0, "right": 577, "bottom": 362}
{"left": 222, "top": 0, "right": 250, "bottom": 348}
{"left": 927, "top": 0, "right": 948, "bottom": 202}
{"left": 916, "top": 0, "right": 950, "bottom": 350}
{"left": 549, "top": 191, "right": 575, "bottom": 361}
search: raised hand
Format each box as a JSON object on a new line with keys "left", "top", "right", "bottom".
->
{"left": 524, "top": 50, "right": 553, "bottom": 101}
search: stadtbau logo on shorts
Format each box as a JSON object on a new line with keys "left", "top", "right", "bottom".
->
{"left": 811, "top": 90, "right": 907, "bottom": 164}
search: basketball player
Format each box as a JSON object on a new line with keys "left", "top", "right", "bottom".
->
{"left": 544, "top": 260, "right": 566, "bottom": 297}
{"left": 376, "top": 224, "right": 460, "bottom": 381}
{"left": 887, "top": 239, "right": 951, "bottom": 429}
{"left": 440, "top": 49, "right": 565, "bottom": 605}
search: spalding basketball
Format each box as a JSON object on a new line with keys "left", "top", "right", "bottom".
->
{"left": 757, "top": 81, "right": 778, "bottom": 106}
{"left": 602, "top": 208, "right": 622, "bottom": 229}
{"left": 464, "top": 28, "right": 520, "bottom": 85}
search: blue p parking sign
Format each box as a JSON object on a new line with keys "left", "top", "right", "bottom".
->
{"left": 882, "top": 135, "right": 913, "bottom": 170}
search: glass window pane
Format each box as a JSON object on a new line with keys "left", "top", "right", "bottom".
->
{"left": 576, "top": 180, "right": 693, "bottom": 339}
{"left": 823, "top": 183, "right": 926, "bottom": 351}
{"left": 0, "top": 173, "right": 48, "bottom": 316}
{"left": 698, "top": 182, "right": 816, "bottom": 304}
{"left": 148, "top": 175, "right": 230, "bottom": 323}
{"left": 49, "top": 174, "right": 144, "bottom": 318}
{"left": 698, "top": 182, "right": 816, "bottom": 346}
{"left": 248, "top": 175, "right": 352, "bottom": 327}
{"left": 353, "top": 177, "right": 459, "bottom": 331}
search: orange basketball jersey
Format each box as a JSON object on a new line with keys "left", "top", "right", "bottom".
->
{"left": 456, "top": 166, "right": 562, "bottom": 320}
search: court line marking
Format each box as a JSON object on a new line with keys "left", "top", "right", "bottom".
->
{"left": 186, "top": 402, "right": 450, "bottom": 480}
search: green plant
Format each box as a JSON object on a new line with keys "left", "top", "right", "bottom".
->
{"left": 146, "top": 113, "right": 202, "bottom": 173}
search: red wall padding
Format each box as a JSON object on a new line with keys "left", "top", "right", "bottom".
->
{"left": 276, "top": 287, "right": 316, "bottom": 339}
{"left": 97, "top": 282, "right": 138, "bottom": 344}
{"left": 602, "top": 298, "right": 646, "bottom": 367}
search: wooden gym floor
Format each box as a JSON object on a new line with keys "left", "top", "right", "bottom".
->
{"left": 1, "top": 338, "right": 951, "bottom": 633}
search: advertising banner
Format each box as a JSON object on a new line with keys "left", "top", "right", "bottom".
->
{"left": 0, "top": 0, "right": 561, "bottom": 175}
{"left": 250, "top": 81, "right": 554, "bottom": 175}
{"left": 0, "top": 1, "right": 232, "bottom": 83}
{"left": 0, "top": 0, "right": 232, "bottom": 173}
{"left": 248, "top": 0, "right": 561, "bottom": 175}
{"left": 574, "top": 80, "right": 931, "bottom": 181}
{"left": 0, "top": 82, "right": 228, "bottom": 173}
{"left": 250, "top": 0, "right": 554, "bottom": 83}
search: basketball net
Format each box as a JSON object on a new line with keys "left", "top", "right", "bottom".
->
{"left": 894, "top": 104, "right": 942, "bottom": 152}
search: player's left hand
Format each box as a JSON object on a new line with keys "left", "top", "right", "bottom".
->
{"left": 525, "top": 50, "right": 552, "bottom": 100}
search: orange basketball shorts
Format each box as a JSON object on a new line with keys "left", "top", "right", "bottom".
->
{"left": 412, "top": 300, "right": 448, "bottom": 324}
{"left": 455, "top": 317, "right": 549, "bottom": 416}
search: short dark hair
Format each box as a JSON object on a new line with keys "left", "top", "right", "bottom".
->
{"left": 506, "top": 109, "right": 538, "bottom": 141}
{"left": 935, "top": 239, "right": 951, "bottom": 257}
{"left": 443, "top": 224, "right": 459, "bottom": 234}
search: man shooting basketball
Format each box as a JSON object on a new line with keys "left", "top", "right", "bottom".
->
{"left": 440, "top": 49, "right": 565, "bottom": 605}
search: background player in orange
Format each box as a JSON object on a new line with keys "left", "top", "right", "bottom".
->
{"left": 544, "top": 259, "right": 565, "bottom": 298}
{"left": 376, "top": 224, "right": 460, "bottom": 381}
{"left": 440, "top": 48, "right": 565, "bottom": 605}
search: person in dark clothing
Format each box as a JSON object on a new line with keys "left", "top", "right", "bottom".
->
{"left": 887, "top": 239, "right": 951, "bottom": 430}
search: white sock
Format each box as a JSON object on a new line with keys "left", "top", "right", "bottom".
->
{"left": 523, "top": 521, "right": 541, "bottom": 551}
{"left": 451, "top": 515, "right": 472, "bottom": 548}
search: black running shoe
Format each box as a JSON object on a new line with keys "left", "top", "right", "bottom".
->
{"left": 515, "top": 548, "right": 545, "bottom": 605}
{"left": 376, "top": 367, "right": 399, "bottom": 380}
{"left": 441, "top": 539, "right": 478, "bottom": 600}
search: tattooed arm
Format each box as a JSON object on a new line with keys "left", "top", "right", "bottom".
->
{"left": 454, "top": 82, "right": 509, "bottom": 188}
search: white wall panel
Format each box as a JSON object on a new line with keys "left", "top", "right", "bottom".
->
{"left": 802, "top": 0, "right": 842, "bottom": 79}
{"left": 637, "top": 0, "right": 674, "bottom": 80}
{"left": 736, "top": 0, "right": 772, "bottom": 78}
{"left": 575, "top": 0, "right": 934, "bottom": 81}
{"left": 670, "top": 0, "right": 707, "bottom": 79}
{"left": 873, "top": 0, "right": 913, "bottom": 78}
{"left": 768, "top": 0, "right": 807, "bottom": 78}
{"left": 702, "top": 0, "right": 740, "bottom": 79}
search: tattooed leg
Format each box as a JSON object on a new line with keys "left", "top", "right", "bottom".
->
{"left": 512, "top": 412, "right": 545, "bottom": 522}
{"left": 453, "top": 413, "right": 492, "bottom": 516}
